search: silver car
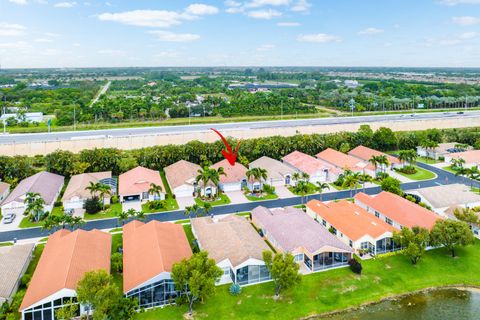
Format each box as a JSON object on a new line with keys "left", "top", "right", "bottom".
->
{"left": 2, "top": 213, "right": 16, "bottom": 224}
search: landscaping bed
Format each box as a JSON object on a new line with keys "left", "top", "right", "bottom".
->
{"left": 395, "top": 165, "right": 436, "bottom": 181}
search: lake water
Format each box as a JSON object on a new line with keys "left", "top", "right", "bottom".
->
{"left": 318, "top": 288, "right": 480, "bottom": 320}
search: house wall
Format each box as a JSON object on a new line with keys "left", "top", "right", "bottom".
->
{"left": 0, "top": 188, "right": 10, "bottom": 202}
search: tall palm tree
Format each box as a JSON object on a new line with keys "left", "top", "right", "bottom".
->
{"left": 184, "top": 204, "right": 201, "bottom": 220}
{"left": 294, "top": 180, "right": 310, "bottom": 205}
{"left": 24, "top": 192, "right": 46, "bottom": 222}
{"left": 369, "top": 155, "right": 380, "bottom": 175}
{"left": 148, "top": 183, "right": 163, "bottom": 200}
{"left": 301, "top": 172, "right": 310, "bottom": 182}
{"left": 292, "top": 172, "right": 301, "bottom": 185}
{"left": 202, "top": 202, "right": 212, "bottom": 217}
{"left": 97, "top": 183, "right": 112, "bottom": 209}
{"left": 209, "top": 167, "right": 226, "bottom": 198}
{"left": 117, "top": 210, "right": 130, "bottom": 226}
{"left": 86, "top": 181, "right": 101, "bottom": 197}
{"left": 195, "top": 166, "right": 211, "bottom": 198}
{"left": 246, "top": 167, "right": 268, "bottom": 192}
{"left": 377, "top": 155, "right": 389, "bottom": 173}
{"left": 316, "top": 182, "right": 330, "bottom": 202}
{"left": 342, "top": 172, "right": 361, "bottom": 198}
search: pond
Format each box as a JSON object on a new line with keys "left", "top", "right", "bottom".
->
{"left": 318, "top": 288, "right": 480, "bottom": 320}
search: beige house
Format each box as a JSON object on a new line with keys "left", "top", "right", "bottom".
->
{"left": 62, "top": 171, "right": 114, "bottom": 211}
{"left": 249, "top": 156, "right": 297, "bottom": 187}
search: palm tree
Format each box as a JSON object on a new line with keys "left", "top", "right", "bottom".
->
{"left": 301, "top": 172, "right": 310, "bottom": 182}
{"left": 377, "top": 155, "right": 390, "bottom": 173}
{"left": 195, "top": 166, "right": 211, "bottom": 198}
{"left": 369, "top": 155, "right": 380, "bottom": 175}
{"left": 397, "top": 150, "right": 408, "bottom": 167}
{"left": 451, "top": 158, "right": 465, "bottom": 170}
{"left": 86, "top": 181, "right": 101, "bottom": 197}
{"left": 316, "top": 182, "right": 330, "bottom": 201}
{"left": 97, "top": 183, "right": 112, "bottom": 209}
{"left": 342, "top": 172, "right": 361, "bottom": 198}
{"left": 246, "top": 167, "right": 268, "bottom": 193}
{"left": 421, "top": 139, "right": 439, "bottom": 160}
{"left": 184, "top": 204, "right": 201, "bottom": 220}
{"left": 202, "top": 202, "right": 212, "bottom": 217}
{"left": 148, "top": 183, "right": 163, "bottom": 200}
{"left": 292, "top": 172, "right": 301, "bottom": 185}
{"left": 117, "top": 210, "right": 130, "bottom": 226}
{"left": 24, "top": 192, "right": 46, "bottom": 222}
{"left": 294, "top": 180, "right": 310, "bottom": 205}
{"left": 209, "top": 167, "right": 226, "bottom": 198}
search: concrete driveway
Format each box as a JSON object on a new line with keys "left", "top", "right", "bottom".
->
{"left": 176, "top": 196, "right": 196, "bottom": 210}
{"left": 0, "top": 213, "right": 23, "bottom": 232}
{"left": 275, "top": 186, "right": 295, "bottom": 199}
{"left": 122, "top": 201, "right": 142, "bottom": 212}
{"left": 225, "top": 191, "right": 249, "bottom": 204}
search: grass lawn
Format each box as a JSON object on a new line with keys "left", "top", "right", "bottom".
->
{"left": 84, "top": 202, "right": 123, "bottom": 220}
{"left": 195, "top": 194, "right": 231, "bottom": 207}
{"left": 18, "top": 205, "right": 65, "bottom": 228}
{"left": 288, "top": 183, "right": 318, "bottom": 196}
{"left": 395, "top": 165, "right": 436, "bottom": 181}
{"left": 0, "top": 242, "right": 13, "bottom": 246}
{"left": 416, "top": 156, "right": 441, "bottom": 164}
{"left": 442, "top": 165, "right": 459, "bottom": 174}
{"left": 136, "top": 241, "right": 480, "bottom": 320}
{"left": 245, "top": 193, "right": 278, "bottom": 201}
{"left": 141, "top": 197, "right": 179, "bottom": 214}
{"left": 111, "top": 233, "right": 123, "bottom": 292}
{"left": 329, "top": 183, "right": 362, "bottom": 191}
{"left": 183, "top": 224, "right": 197, "bottom": 252}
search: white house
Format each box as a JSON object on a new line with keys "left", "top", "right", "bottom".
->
{"left": 0, "top": 181, "right": 10, "bottom": 203}
{"left": 210, "top": 159, "right": 247, "bottom": 192}
{"left": 118, "top": 166, "right": 165, "bottom": 204}
{"left": 249, "top": 156, "right": 297, "bottom": 187}
{"left": 282, "top": 151, "right": 338, "bottom": 184}
{"left": 164, "top": 160, "right": 202, "bottom": 198}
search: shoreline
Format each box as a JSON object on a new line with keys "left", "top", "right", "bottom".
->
{"left": 304, "top": 285, "right": 480, "bottom": 319}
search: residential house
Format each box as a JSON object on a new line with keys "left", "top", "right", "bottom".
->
{"left": 444, "top": 149, "right": 480, "bottom": 168}
{"left": 0, "top": 112, "right": 43, "bottom": 123}
{"left": 443, "top": 205, "right": 480, "bottom": 239}
{"left": 306, "top": 200, "right": 399, "bottom": 256}
{"left": 348, "top": 145, "right": 402, "bottom": 171}
{"left": 123, "top": 221, "right": 192, "bottom": 309}
{"left": 1, "top": 171, "right": 64, "bottom": 216}
{"left": 191, "top": 215, "right": 271, "bottom": 286}
{"left": 282, "top": 151, "right": 337, "bottom": 183}
{"left": 0, "top": 181, "right": 10, "bottom": 202}
{"left": 354, "top": 191, "right": 442, "bottom": 230}
{"left": 417, "top": 142, "right": 471, "bottom": 160}
{"left": 251, "top": 206, "right": 353, "bottom": 272}
{"left": 0, "top": 244, "right": 35, "bottom": 305}
{"left": 164, "top": 160, "right": 203, "bottom": 198}
{"left": 315, "top": 148, "right": 371, "bottom": 176}
{"left": 119, "top": 166, "right": 165, "bottom": 203}
{"left": 20, "top": 229, "right": 111, "bottom": 320}
{"left": 62, "top": 171, "right": 114, "bottom": 211}
{"left": 249, "top": 156, "right": 297, "bottom": 187}
{"left": 210, "top": 159, "right": 247, "bottom": 192}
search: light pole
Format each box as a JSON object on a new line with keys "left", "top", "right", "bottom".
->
{"left": 73, "top": 105, "right": 76, "bottom": 131}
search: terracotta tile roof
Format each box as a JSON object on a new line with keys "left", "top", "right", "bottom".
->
{"left": 123, "top": 221, "right": 192, "bottom": 293}
{"left": 0, "top": 244, "right": 34, "bottom": 302}
{"left": 2, "top": 171, "right": 64, "bottom": 207}
{"left": 316, "top": 148, "right": 367, "bottom": 171}
{"left": 306, "top": 200, "right": 395, "bottom": 241}
{"left": 211, "top": 159, "right": 247, "bottom": 184}
{"left": 0, "top": 182, "right": 9, "bottom": 195}
{"left": 348, "top": 145, "right": 400, "bottom": 165}
{"left": 282, "top": 151, "right": 333, "bottom": 175}
{"left": 118, "top": 166, "right": 164, "bottom": 196}
{"left": 251, "top": 206, "right": 352, "bottom": 254}
{"left": 191, "top": 215, "right": 270, "bottom": 267}
{"left": 164, "top": 160, "right": 201, "bottom": 190}
{"left": 448, "top": 150, "right": 480, "bottom": 164}
{"left": 249, "top": 156, "right": 297, "bottom": 181}
{"left": 20, "top": 229, "right": 111, "bottom": 311}
{"left": 62, "top": 171, "right": 112, "bottom": 201}
{"left": 354, "top": 191, "right": 442, "bottom": 230}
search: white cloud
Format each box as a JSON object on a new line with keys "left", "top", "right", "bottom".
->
{"left": 7, "top": 0, "right": 27, "bottom": 5}
{"left": 358, "top": 27, "right": 384, "bottom": 35}
{"left": 44, "top": 32, "right": 59, "bottom": 37}
{"left": 224, "top": 0, "right": 242, "bottom": 7}
{"left": 0, "top": 22, "right": 26, "bottom": 37}
{"left": 440, "top": 0, "right": 480, "bottom": 5}
{"left": 245, "top": 0, "right": 290, "bottom": 8}
{"left": 0, "top": 41, "right": 30, "bottom": 49}
{"left": 34, "top": 38, "right": 53, "bottom": 42}
{"left": 99, "top": 10, "right": 184, "bottom": 28}
{"left": 290, "top": 0, "right": 310, "bottom": 12}
{"left": 277, "top": 21, "right": 300, "bottom": 27}
{"left": 149, "top": 30, "right": 200, "bottom": 42}
{"left": 257, "top": 44, "right": 275, "bottom": 51}
{"left": 72, "top": 42, "right": 81, "bottom": 47}
{"left": 97, "top": 49, "right": 126, "bottom": 56}
{"left": 185, "top": 3, "right": 219, "bottom": 15}
{"left": 247, "top": 9, "right": 282, "bottom": 19}
{"left": 297, "top": 33, "right": 341, "bottom": 43}
{"left": 226, "top": 6, "right": 244, "bottom": 13}
{"left": 54, "top": 1, "right": 76, "bottom": 7}
{"left": 452, "top": 16, "right": 480, "bottom": 25}
{"left": 460, "top": 31, "right": 478, "bottom": 39}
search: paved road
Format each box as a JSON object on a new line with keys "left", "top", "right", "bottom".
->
{"left": 1, "top": 161, "right": 478, "bottom": 243}
{"left": 88, "top": 81, "right": 111, "bottom": 108}
{"left": 0, "top": 111, "right": 477, "bottom": 144}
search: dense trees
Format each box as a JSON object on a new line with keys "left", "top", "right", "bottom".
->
{"left": 430, "top": 220, "right": 475, "bottom": 257}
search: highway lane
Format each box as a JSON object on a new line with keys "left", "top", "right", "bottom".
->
{"left": 1, "top": 161, "right": 477, "bottom": 243}
{"left": 0, "top": 110, "right": 477, "bottom": 144}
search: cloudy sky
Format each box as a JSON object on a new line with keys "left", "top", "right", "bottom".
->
{"left": 1, "top": 0, "right": 480, "bottom": 68}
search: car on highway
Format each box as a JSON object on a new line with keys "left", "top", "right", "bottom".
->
{"left": 457, "top": 111, "right": 465, "bottom": 115}
{"left": 2, "top": 213, "right": 16, "bottom": 224}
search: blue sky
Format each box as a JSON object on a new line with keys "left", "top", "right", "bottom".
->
{"left": 1, "top": 0, "right": 480, "bottom": 68}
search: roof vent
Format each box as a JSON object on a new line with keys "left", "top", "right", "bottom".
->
{"left": 354, "top": 211, "right": 360, "bottom": 215}
{"left": 371, "top": 222, "right": 377, "bottom": 226}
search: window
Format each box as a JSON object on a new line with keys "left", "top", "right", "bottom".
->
{"left": 385, "top": 217, "right": 393, "bottom": 225}
{"left": 349, "top": 240, "right": 353, "bottom": 247}
{"left": 294, "top": 253, "right": 304, "bottom": 262}
{"left": 322, "top": 219, "right": 327, "bottom": 227}
{"left": 375, "top": 211, "right": 380, "bottom": 218}
{"left": 330, "top": 227, "right": 337, "bottom": 235}
{"left": 223, "top": 267, "right": 230, "bottom": 275}
{"left": 340, "top": 233, "right": 343, "bottom": 238}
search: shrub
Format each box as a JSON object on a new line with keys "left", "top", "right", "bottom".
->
{"left": 111, "top": 252, "right": 123, "bottom": 273}
{"left": 348, "top": 258, "right": 362, "bottom": 274}
{"left": 111, "top": 195, "right": 119, "bottom": 204}
{"left": 54, "top": 201, "right": 62, "bottom": 207}
{"left": 84, "top": 196, "right": 102, "bottom": 214}
{"left": 438, "top": 156, "right": 445, "bottom": 161}
{"left": 396, "top": 165, "right": 417, "bottom": 175}
{"left": 20, "top": 274, "right": 31, "bottom": 287}
{"left": 229, "top": 283, "right": 242, "bottom": 296}
{"left": 148, "top": 200, "right": 166, "bottom": 210}
{"left": 263, "top": 184, "right": 275, "bottom": 194}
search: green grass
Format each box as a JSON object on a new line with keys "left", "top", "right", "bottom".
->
{"left": 236, "top": 212, "right": 251, "bottom": 217}
{"left": 442, "top": 165, "right": 459, "bottom": 174}
{"left": 182, "top": 224, "right": 197, "bottom": 252}
{"left": 416, "top": 156, "right": 441, "bottom": 164}
{"left": 329, "top": 183, "right": 362, "bottom": 191}
{"left": 19, "top": 204, "right": 65, "bottom": 228}
{"left": 84, "top": 202, "right": 123, "bottom": 220}
{"left": 0, "top": 241, "right": 13, "bottom": 246}
{"left": 174, "top": 219, "right": 191, "bottom": 224}
{"left": 141, "top": 197, "right": 179, "bottom": 213}
{"left": 195, "top": 194, "right": 231, "bottom": 207}
{"left": 136, "top": 241, "right": 480, "bottom": 320}
{"left": 111, "top": 233, "right": 123, "bottom": 292}
{"left": 245, "top": 193, "right": 278, "bottom": 201}
{"left": 395, "top": 165, "right": 436, "bottom": 181}
{"left": 109, "top": 227, "right": 123, "bottom": 233}
{"left": 288, "top": 183, "right": 318, "bottom": 196}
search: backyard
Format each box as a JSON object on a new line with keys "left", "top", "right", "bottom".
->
{"left": 135, "top": 241, "right": 480, "bottom": 320}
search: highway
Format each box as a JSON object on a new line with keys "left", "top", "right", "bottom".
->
{"left": 1, "top": 162, "right": 478, "bottom": 243}
{"left": 0, "top": 110, "right": 477, "bottom": 144}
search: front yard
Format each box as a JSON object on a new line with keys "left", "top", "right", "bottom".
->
{"left": 84, "top": 202, "right": 123, "bottom": 220}
{"left": 141, "top": 197, "right": 179, "bottom": 213}
{"left": 288, "top": 183, "right": 318, "bottom": 196}
{"left": 19, "top": 205, "right": 66, "bottom": 228}
{"left": 245, "top": 193, "right": 278, "bottom": 201}
{"left": 136, "top": 241, "right": 480, "bottom": 320}
{"left": 395, "top": 165, "right": 436, "bottom": 181}
{"left": 195, "top": 194, "right": 231, "bottom": 206}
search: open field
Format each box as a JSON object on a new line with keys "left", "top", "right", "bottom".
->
{"left": 136, "top": 241, "right": 480, "bottom": 320}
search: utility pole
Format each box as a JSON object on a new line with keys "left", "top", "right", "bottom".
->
{"left": 73, "top": 105, "right": 76, "bottom": 131}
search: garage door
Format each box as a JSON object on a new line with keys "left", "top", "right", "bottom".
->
{"left": 222, "top": 183, "right": 242, "bottom": 192}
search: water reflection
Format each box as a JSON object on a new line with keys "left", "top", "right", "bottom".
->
{"left": 319, "top": 288, "right": 479, "bottom": 320}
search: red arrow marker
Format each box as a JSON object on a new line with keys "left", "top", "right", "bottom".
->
{"left": 210, "top": 128, "right": 241, "bottom": 166}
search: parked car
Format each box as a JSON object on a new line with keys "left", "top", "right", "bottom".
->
{"left": 2, "top": 213, "right": 16, "bottom": 224}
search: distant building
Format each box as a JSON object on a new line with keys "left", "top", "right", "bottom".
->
{"left": 344, "top": 80, "right": 360, "bottom": 88}
{"left": 0, "top": 112, "right": 43, "bottom": 123}
{"left": 417, "top": 142, "right": 471, "bottom": 160}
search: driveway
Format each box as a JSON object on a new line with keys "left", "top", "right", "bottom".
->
{"left": 122, "top": 201, "right": 142, "bottom": 212}
{"left": 0, "top": 213, "right": 23, "bottom": 232}
{"left": 176, "top": 196, "right": 195, "bottom": 210}
{"left": 275, "top": 186, "right": 295, "bottom": 199}
{"left": 225, "top": 191, "right": 249, "bottom": 204}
